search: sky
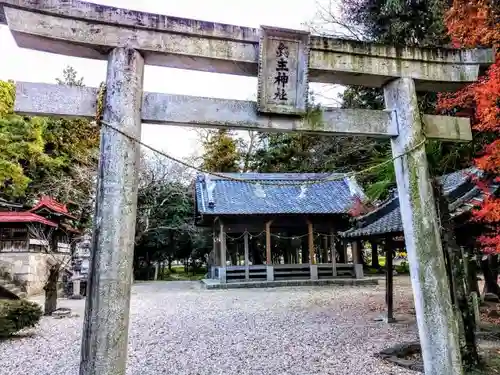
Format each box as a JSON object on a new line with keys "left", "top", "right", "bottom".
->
{"left": 0, "top": 0, "right": 341, "bottom": 161}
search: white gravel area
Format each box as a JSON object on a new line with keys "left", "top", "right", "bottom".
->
{"left": 0, "top": 280, "right": 418, "bottom": 375}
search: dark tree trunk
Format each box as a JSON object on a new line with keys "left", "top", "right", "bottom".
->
{"left": 289, "top": 237, "right": 297, "bottom": 264}
{"left": 337, "top": 240, "right": 346, "bottom": 263}
{"left": 283, "top": 247, "right": 290, "bottom": 264}
{"left": 357, "top": 240, "right": 366, "bottom": 266}
{"left": 146, "top": 252, "right": 151, "bottom": 280}
{"left": 434, "top": 181, "right": 479, "bottom": 370}
{"left": 230, "top": 243, "right": 238, "bottom": 266}
{"left": 251, "top": 237, "right": 263, "bottom": 265}
{"left": 168, "top": 256, "right": 173, "bottom": 271}
{"left": 301, "top": 235, "right": 309, "bottom": 264}
{"left": 44, "top": 266, "right": 59, "bottom": 316}
{"left": 481, "top": 255, "right": 500, "bottom": 296}
{"left": 323, "top": 236, "right": 329, "bottom": 264}
{"left": 371, "top": 241, "right": 380, "bottom": 268}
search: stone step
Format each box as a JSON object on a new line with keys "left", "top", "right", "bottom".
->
{"left": 0, "top": 277, "right": 26, "bottom": 299}
{"left": 4, "top": 284, "right": 17, "bottom": 290}
{"left": 0, "top": 278, "right": 14, "bottom": 286}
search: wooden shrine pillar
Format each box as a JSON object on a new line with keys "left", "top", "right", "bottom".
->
{"left": 330, "top": 229, "right": 337, "bottom": 277}
{"left": 265, "top": 221, "right": 272, "bottom": 264}
{"left": 212, "top": 225, "right": 219, "bottom": 269}
{"left": 352, "top": 241, "right": 359, "bottom": 263}
{"left": 244, "top": 231, "right": 250, "bottom": 280}
{"left": 307, "top": 221, "right": 318, "bottom": 280}
{"left": 265, "top": 220, "right": 274, "bottom": 281}
{"left": 322, "top": 235, "right": 328, "bottom": 264}
{"left": 385, "top": 237, "right": 395, "bottom": 323}
{"left": 307, "top": 221, "right": 315, "bottom": 264}
{"left": 219, "top": 221, "right": 227, "bottom": 282}
{"left": 371, "top": 240, "right": 380, "bottom": 268}
{"left": 301, "top": 235, "right": 309, "bottom": 264}
{"left": 351, "top": 240, "right": 363, "bottom": 279}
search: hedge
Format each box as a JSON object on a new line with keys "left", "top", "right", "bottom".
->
{"left": 0, "top": 299, "right": 43, "bottom": 338}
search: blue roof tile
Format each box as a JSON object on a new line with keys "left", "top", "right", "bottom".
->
{"left": 195, "top": 173, "right": 365, "bottom": 215}
{"left": 342, "top": 168, "right": 496, "bottom": 238}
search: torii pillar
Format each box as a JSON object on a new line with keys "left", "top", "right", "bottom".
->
{"left": 385, "top": 78, "right": 462, "bottom": 374}
{"left": 80, "top": 48, "right": 144, "bottom": 375}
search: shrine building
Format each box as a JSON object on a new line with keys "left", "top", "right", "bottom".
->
{"left": 0, "top": 197, "right": 79, "bottom": 296}
{"left": 194, "top": 173, "right": 366, "bottom": 283}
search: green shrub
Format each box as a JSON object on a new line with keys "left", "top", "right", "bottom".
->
{"left": 0, "top": 299, "right": 43, "bottom": 338}
{"left": 395, "top": 261, "right": 410, "bottom": 274}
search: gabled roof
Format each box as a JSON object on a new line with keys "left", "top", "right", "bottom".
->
{"left": 0, "top": 212, "right": 57, "bottom": 227}
{"left": 29, "top": 196, "right": 76, "bottom": 219}
{"left": 342, "top": 168, "right": 499, "bottom": 239}
{"left": 194, "top": 173, "right": 366, "bottom": 216}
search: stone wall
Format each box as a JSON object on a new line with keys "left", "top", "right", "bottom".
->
{"left": 0, "top": 252, "right": 69, "bottom": 296}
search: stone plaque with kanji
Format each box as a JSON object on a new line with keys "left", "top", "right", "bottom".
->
{"left": 257, "top": 26, "right": 310, "bottom": 115}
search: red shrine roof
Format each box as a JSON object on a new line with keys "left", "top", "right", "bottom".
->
{"left": 0, "top": 212, "right": 57, "bottom": 227}
{"left": 29, "top": 196, "right": 77, "bottom": 219}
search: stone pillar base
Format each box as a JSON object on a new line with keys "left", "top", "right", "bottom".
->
{"left": 354, "top": 264, "right": 364, "bottom": 279}
{"left": 218, "top": 267, "right": 226, "bottom": 283}
{"left": 310, "top": 264, "right": 318, "bottom": 280}
{"left": 266, "top": 265, "right": 274, "bottom": 281}
{"left": 71, "top": 279, "right": 82, "bottom": 299}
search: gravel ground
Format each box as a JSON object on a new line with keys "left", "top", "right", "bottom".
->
{"left": 0, "top": 279, "right": 418, "bottom": 375}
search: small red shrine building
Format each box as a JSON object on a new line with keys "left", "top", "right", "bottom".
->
{"left": 0, "top": 197, "right": 79, "bottom": 296}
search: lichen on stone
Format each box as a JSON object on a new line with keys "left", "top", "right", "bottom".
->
{"left": 303, "top": 103, "right": 324, "bottom": 131}
{"left": 95, "top": 81, "right": 106, "bottom": 126}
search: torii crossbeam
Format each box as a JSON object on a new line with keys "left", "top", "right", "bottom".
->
{"left": 0, "top": 1, "right": 494, "bottom": 375}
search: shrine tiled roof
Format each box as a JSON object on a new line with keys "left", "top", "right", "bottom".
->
{"left": 342, "top": 168, "right": 499, "bottom": 239}
{"left": 194, "top": 173, "right": 366, "bottom": 216}
{"left": 0, "top": 212, "right": 57, "bottom": 227}
{"left": 29, "top": 196, "right": 76, "bottom": 219}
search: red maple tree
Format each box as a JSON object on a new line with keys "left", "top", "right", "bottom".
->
{"left": 438, "top": 0, "right": 500, "bottom": 253}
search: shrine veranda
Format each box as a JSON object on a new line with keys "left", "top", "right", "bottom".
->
{"left": 0, "top": 1, "right": 494, "bottom": 375}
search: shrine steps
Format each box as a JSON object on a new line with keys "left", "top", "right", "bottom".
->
{"left": 201, "top": 277, "right": 380, "bottom": 290}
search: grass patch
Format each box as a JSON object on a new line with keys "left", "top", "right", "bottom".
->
{"left": 161, "top": 266, "right": 206, "bottom": 281}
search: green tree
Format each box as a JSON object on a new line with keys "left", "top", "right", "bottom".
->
{"left": 341, "top": 0, "right": 450, "bottom": 47}
{"left": 56, "top": 65, "right": 84, "bottom": 87}
{"left": 0, "top": 67, "right": 99, "bottom": 228}
{"left": 134, "top": 157, "right": 210, "bottom": 279}
{"left": 201, "top": 129, "right": 241, "bottom": 172}
{"left": 331, "top": 0, "right": 481, "bottom": 200}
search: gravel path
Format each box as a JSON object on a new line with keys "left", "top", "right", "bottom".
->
{"left": 0, "top": 280, "right": 418, "bottom": 375}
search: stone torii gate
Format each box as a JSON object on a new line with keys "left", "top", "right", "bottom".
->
{"left": 0, "top": 1, "right": 493, "bottom": 374}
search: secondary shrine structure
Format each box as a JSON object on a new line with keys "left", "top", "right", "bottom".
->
{"left": 0, "top": 197, "right": 78, "bottom": 296}
{"left": 195, "top": 173, "right": 365, "bottom": 282}
{"left": 0, "top": 1, "right": 494, "bottom": 374}
{"left": 342, "top": 168, "right": 500, "bottom": 323}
